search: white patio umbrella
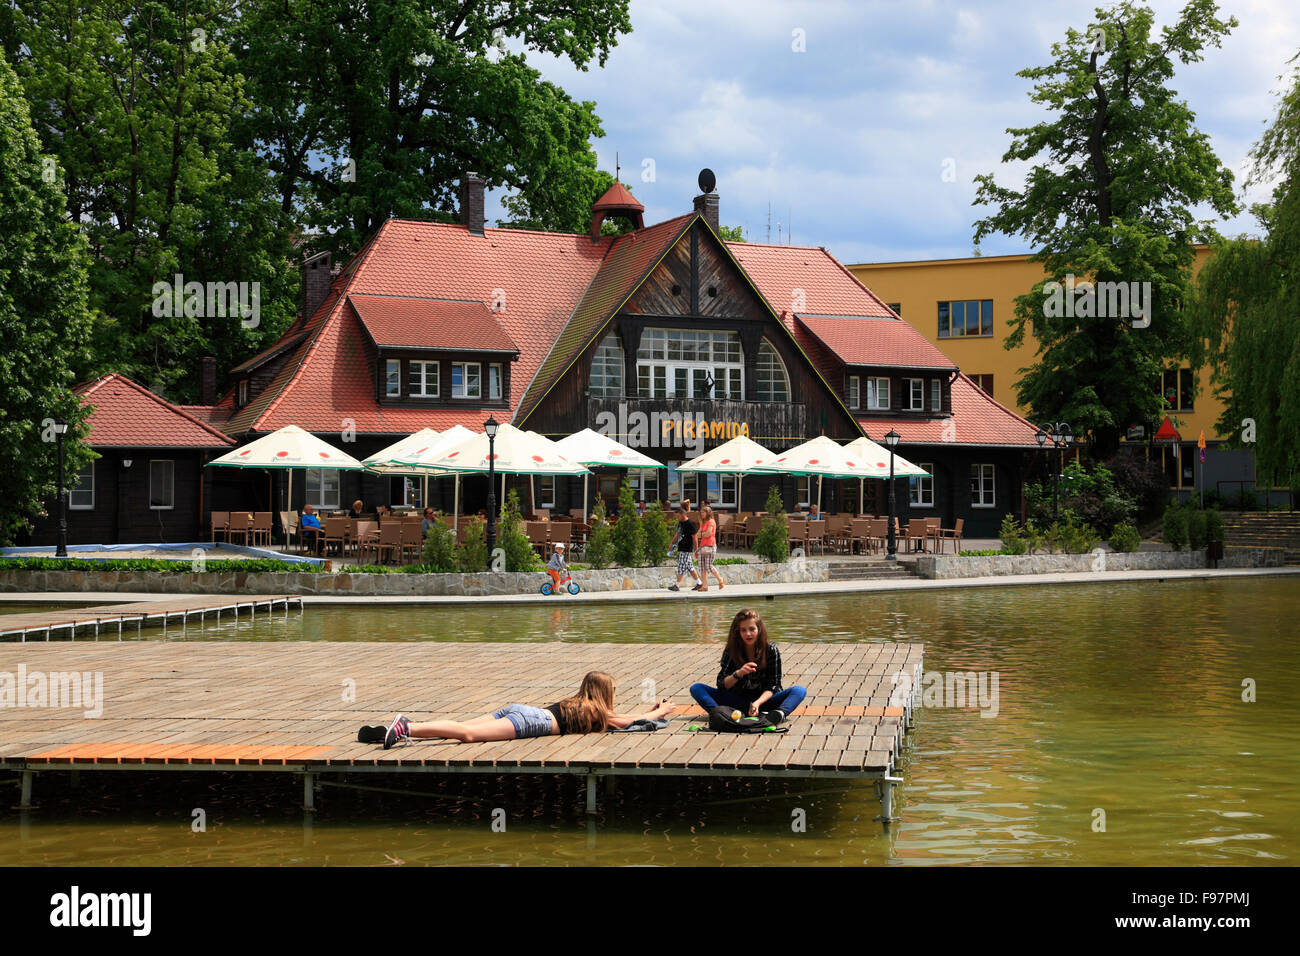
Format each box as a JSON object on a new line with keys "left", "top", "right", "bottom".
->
{"left": 675, "top": 434, "right": 777, "bottom": 513}
{"left": 362, "top": 427, "right": 442, "bottom": 514}
{"left": 842, "top": 436, "right": 930, "bottom": 515}
{"left": 206, "top": 424, "right": 365, "bottom": 516}
{"left": 753, "top": 435, "right": 906, "bottom": 510}
{"left": 419, "top": 423, "right": 588, "bottom": 520}
{"left": 553, "top": 428, "right": 665, "bottom": 520}
{"left": 378, "top": 425, "right": 476, "bottom": 526}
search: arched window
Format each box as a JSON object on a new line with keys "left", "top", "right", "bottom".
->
{"left": 756, "top": 339, "right": 790, "bottom": 402}
{"left": 589, "top": 332, "right": 624, "bottom": 398}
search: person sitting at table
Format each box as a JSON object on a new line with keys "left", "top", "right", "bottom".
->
{"left": 809, "top": 503, "right": 821, "bottom": 519}
{"left": 421, "top": 507, "right": 438, "bottom": 537}
{"left": 375, "top": 504, "right": 391, "bottom": 522}
{"left": 349, "top": 499, "right": 365, "bottom": 518}
{"left": 300, "top": 504, "right": 323, "bottom": 552}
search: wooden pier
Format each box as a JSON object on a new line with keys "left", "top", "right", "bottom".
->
{"left": 0, "top": 640, "right": 921, "bottom": 820}
{"left": 0, "top": 595, "right": 303, "bottom": 641}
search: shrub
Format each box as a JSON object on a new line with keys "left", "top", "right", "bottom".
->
{"left": 1187, "top": 509, "right": 1208, "bottom": 551}
{"left": 499, "top": 489, "right": 541, "bottom": 572}
{"left": 611, "top": 480, "right": 644, "bottom": 567}
{"left": 0, "top": 557, "right": 316, "bottom": 573}
{"left": 753, "top": 485, "right": 789, "bottom": 563}
{"left": 1205, "top": 508, "right": 1224, "bottom": 544}
{"left": 421, "top": 522, "right": 458, "bottom": 572}
{"left": 1230, "top": 487, "right": 1259, "bottom": 510}
{"left": 585, "top": 499, "right": 614, "bottom": 569}
{"left": 1061, "top": 514, "right": 1101, "bottom": 553}
{"left": 1023, "top": 519, "right": 1046, "bottom": 555}
{"left": 959, "top": 548, "right": 1015, "bottom": 556}
{"left": 1108, "top": 522, "right": 1141, "bottom": 553}
{"left": 715, "top": 557, "right": 750, "bottom": 566}
{"left": 1103, "top": 453, "right": 1169, "bottom": 524}
{"left": 641, "top": 500, "right": 673, "bottom": 566}
{"left": 456, "top": 520, "right": 489, "bottom": 571}
{"left": 1043, "top": 519, "right": 1064, "bottom": 554}
{"left": 999, "top": 514, "right": 1027, "bottom": 555}
{"left": 1162, "top": 505, "right": 1188, "bottom": 551}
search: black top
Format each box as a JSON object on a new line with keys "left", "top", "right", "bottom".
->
{"left": 716, "top": 644, "right": 784, "bottom": 700}
{"left": 545, "top": 703, "right": 568, "bottom": 734}
{"left": 676, "top": 518, "right": 697, "bottom": 551}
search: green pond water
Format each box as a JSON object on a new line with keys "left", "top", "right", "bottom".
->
{"left": 2, "top": 576, "right": 1296, "bottom": 866}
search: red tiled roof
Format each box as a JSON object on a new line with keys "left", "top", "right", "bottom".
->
{"left": 226, "top": 220, "right": 614, "bottom": 434}
{"left": 857, "top": 373, "right": 1041, "bottom": 447}
{"left": 727, "top": 242, "right": 896, "bottom": 318}
{"left": 229, "top": 331, "right": 309, "bottom": 375}
{"left": 796, "top": 314, "right": 957, "bottom": 370}
{"left": 349, "top": 294, "right": 519, "bottom": 353}
{"left": 178, "top": 405, "right": 233, "bottom": 428}
{"left": 592, "top": 181, "right": 645, "bottom": 212}
{"left": 75, "top": 375, "right": 237, "bottom": 448}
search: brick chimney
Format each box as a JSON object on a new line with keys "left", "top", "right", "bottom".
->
{"left": 460, "top": 172, "right": 486, "bottom": 236}
{"left": 693, "top": 192, "right": 719, "bottom": 234}
{"left": 300, "top": 250, "right": 332, "bottom": 321}
{"left": 200, "top": 356, "right": 218, "bottom": 406}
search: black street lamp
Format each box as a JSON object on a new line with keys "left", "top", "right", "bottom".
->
{"left": 1044, "top": 422, "right": 1072, "bottom": 521}
{"left": 53, "top": 417, "right": 69, "bottom": 558}
{"left": 884, "top": 429, "right": 900, "bottom": 561}
{"left": 484, "top": 416, "right": 499, "bottom": 568}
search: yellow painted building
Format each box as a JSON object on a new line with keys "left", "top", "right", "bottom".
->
{"left": 849, "top": 247, "right": 1244, "bottom": 492}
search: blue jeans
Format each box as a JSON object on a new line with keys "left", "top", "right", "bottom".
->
{"left": 492, "top": 705, "right": 558, "bottom": 738}
{"left": 689, "top": 683, "right": 807, "bottom": 715}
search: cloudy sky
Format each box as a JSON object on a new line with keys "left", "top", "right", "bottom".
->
{"left": 486, "top": 0, "right": 1299, "bottom": 265}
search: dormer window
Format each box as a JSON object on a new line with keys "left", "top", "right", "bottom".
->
{"left": 409, "top": 361, "right": 439, "bottom": 397}
{"left": 237, "top": 379, "right": 248, "bottom": 407}
{"left": 452, "top": 362, "right": 481, "bottom": 398}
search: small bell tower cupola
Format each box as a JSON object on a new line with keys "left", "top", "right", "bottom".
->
{"left": 590, "top": 181, "right": 645, "bottom": 240}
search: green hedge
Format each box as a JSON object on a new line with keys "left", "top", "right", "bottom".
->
{"left": 0, "top": 557, "right": 319, "bottom": 573}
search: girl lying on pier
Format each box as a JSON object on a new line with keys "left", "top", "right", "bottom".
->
{"left": 363, "top": 671, "right": 677, "bottom": 749}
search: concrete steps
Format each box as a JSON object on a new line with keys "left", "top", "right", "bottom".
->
{"left": 1221, "top": 511, "right": 1300, "bottom": 550}
{"left": 825, "top": 560, "right": 921, "bottom": 581}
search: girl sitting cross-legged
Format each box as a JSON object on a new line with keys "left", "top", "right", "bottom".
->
{"left": 689, "top": 608, "right": 807, "bottom": 720}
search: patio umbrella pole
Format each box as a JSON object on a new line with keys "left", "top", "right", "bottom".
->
{"left": 582, "top": 474, "right": 588, "bottom": 523}
{"left": 453, "top": 475, "right": 460, "bottom": 530}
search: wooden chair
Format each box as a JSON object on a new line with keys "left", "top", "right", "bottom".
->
{"left": 738, "top": 515, "right": 763, "bottom": 549}
{"left": 924, "top": 517, "right": 942, "bottom": 553}
{"left": 549, "top": 522, "right": 572, "bottom": 554}
{"left": 787, "top": 516, "right": 809, "bottom": 554}
{"left": 525, "top": 521, "right": 550, "bottom": 558}
{"left": 715, "top": 513, "right": 734, "bottom": 547}
{"left": 399, "top": 521, "right": 423, "bottom": 563}
{"left": 278, "top": 511, "right": 299, "bottom": 552}
{"left": 225, "top": 512, "right": 252, "bottom": 546}
{"left": 250, "top": 512, "right": 273, "bottom": 548}
{"left": 210, "top": 511, "right": 229, "bottom": 543}
{"left": 901, "top": 519, "right": 926, "bottom": 554}
{"left": 532, "top": 509, "right": 550, "bottom": 522}
{"left": 361, "top": 523, "right": 402, "bottom": 564}
{"left": 850, "top": 518, "right": 875, "bottom": 555}
{"left": 322, "top": 516, "right": 349, "bottom": 556}
{"left": 353, "top": 520, "right": 379, "bottom": 558}
{"left": 937, "top": 517, "right": 964, "bottom": 554}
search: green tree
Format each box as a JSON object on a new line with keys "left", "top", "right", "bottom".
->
{"left": 717, "top": 225, "right": 746, "bottom": 242}
{"left": 2, "top": 1, "right": 299, "bottom": 401}
{"left": 0, "top": 50, "right": 95, "bottom": 545}
{"left": 233, "top": 0, "right": 631, "bottom": 257}
{"left": 1189, "top": 55, "right": 1300, "bottom": 490}
{"left": 421, "top": 519, "right": 458, "bottom": 572}
{"left": 611, "top": 480, "right": 644, "bottom": 567}
{"left": 973, "top": 0, "right": 1239, "bottom": 457}
{"left": 584, "top": 498, "right": 614, "bottom": 569}
{"left": 499, "top": 489, "right": 540, "bottom": 571}
{"left": 456, "top": 519, "right": 489, "bottom": 571}
{"left": 752, "top": 485, "right": 789, "bottom": 563}
{"left": 641, "top": 499, "right": 672, "bottom": 566}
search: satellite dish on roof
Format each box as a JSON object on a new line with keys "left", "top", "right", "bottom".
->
{"left": 698, "top": 168, "right": 716, "bottom": 193}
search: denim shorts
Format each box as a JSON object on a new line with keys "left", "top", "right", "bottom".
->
{"left": 493, "top": 704, "right": 558, "bottom": 738}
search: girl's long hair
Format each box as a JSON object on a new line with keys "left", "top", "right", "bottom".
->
{"left": 725, "top": 608, "right": 769, "bottom": 670}
{"left": 554, "top": 671, "right": 616, "bottom": 733}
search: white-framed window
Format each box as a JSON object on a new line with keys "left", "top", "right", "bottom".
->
{"left": 930, "top": 379, "right": 942, "bottom": 411}
{"left": 847, "top": 376, "right": 860, "bottom": 409}
{"left": 906, "top": 379, "right": 925, "bottom": 410}
{"left": 628, "top": 467, "right": 659, "bottom": 501}
{"left": 489, "top": 363, "right": 503, "bottom": 400}
{"left": 149, "top": 459, "right": 175, "bottom": 510}
{"left": 538, "top": 475, "right": 555, "bottom": 508}
{"left": 385, "top": 359, "right": 401, "bottom": 397}
{"left": 718, "top": 474, "right": 737, "bottom": 507}
{"left": 795, "top": 476, "right": 811, "bottom": 508}
{"left": 69, "top": 462, "right": 94, "bottom": 510}
{"left": 666, "top": 463, "right": 699, "bottom": 506}
{"left": 306, "top": 468, "right": 340, "bottom": 509}
{"left": 910, "top": 462, "right": 934, "bottom": 507}
{"left": 755, "top": 340, "right": 789, "bottom": 402}
{"left": 970, "top": 463, "right": 995, "bottom": 508}
{"left": 452, "top": 362, "right": 481, "bottom": 398}
{"left": 389, "top": 475, "right": 420, "bottom": 507}
{"left": 409, "top": 360, "right": 438, "bottom": 397}
{"left": 867, "top": 377, "right": 890, "bottom": 410}
{"left": 637, "top": 329, "right": 743, "bottom": 400}
{"left": 590, "top": 333, "right": 624, "bottom": 398}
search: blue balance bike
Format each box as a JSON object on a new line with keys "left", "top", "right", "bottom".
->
{"left": 541, "top": 571, "right": 581, "bottom": 596}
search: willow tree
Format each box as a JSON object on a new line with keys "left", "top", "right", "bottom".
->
{"left": 1189, "top": 55, "right": 1300, "bottom": 493}
{"left": 973, "top": 0, "right": 1239, "bottom": 457}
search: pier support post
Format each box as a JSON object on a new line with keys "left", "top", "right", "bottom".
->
{"left": 585, "top": 773, "right": 597, "bottom": 815}
{"left": 19, "top": 770, "right": 33, "bottom": 808}
{"left": 875, "top": 774, "right": 902, "bottom": 825}
{"left": 604, "top": 774, "right": 617, "bottom": 797}
{"left": 303, "top": 773, "right": 316, "bottom": 812}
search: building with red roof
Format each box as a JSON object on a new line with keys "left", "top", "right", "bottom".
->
{"left": 176, "top": 175, "right": 1044, "bottom": 537}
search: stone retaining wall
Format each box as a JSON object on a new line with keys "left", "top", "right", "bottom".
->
{"left": 0, "top": 559, "right": 830, "bottom": 597}
{"left": 914, "top": 548, "right": 1284, "bottom": 579}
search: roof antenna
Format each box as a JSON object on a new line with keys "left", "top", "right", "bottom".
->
{"left": 789, "top": 206, "right": 792, "bottom": 245}
{"left": 615, "top": 151, "right": 620, "bottom": 184}
{"left": 767, "top": 202, "right": 771, "bottom": 244}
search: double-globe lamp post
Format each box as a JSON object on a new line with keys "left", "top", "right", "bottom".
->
{"left": 884, "top": 429, "right": 900, "bottom": 561}
{"left": 1034, "top": 422, "right": 1073, "bottom": 521}
{"left": 484, "top": 416, "right": 498, "bottom": 569}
